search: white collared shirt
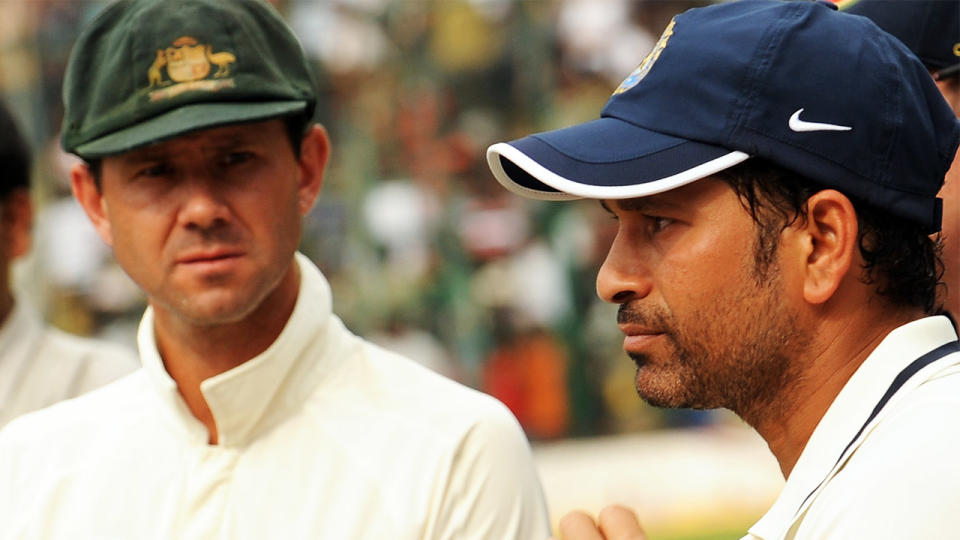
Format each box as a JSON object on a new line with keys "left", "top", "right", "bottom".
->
{"left": 0, "top": 299, "right": 137, "bottom": 428}
{"left": 745, "top": 316, "right": 960, "bottom": 540}
{"left": 0, "top": 254, "right": 550, "bottom": 539}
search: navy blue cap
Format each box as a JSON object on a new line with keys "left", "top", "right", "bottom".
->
{"left": 487, "top": 0, "right": 960, "bottom": 233}
{"left": 842, "top": 0, "right": 960, "bottom": 77}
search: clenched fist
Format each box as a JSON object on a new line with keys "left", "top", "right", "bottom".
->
{"left": 551, "top": 505, "right": 647, "bottom": 540}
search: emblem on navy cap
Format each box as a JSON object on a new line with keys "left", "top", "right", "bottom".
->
{"left": 614, "top": 18, "right": 675, "bottom": 95}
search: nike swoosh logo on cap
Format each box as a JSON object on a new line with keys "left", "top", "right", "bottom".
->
{"left": 788, "top": 109, "right": 852, "bottom": 132}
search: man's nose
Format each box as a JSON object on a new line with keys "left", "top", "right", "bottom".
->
{"left": 596, "top": 233, "right": 653, "bottom": 304}
{"left": 177, "top": 176, "right": 231, "bottom": 230}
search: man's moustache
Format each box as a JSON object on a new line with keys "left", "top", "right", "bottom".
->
{"left": 617, "top": 302, "right": 668, "bottom": 330}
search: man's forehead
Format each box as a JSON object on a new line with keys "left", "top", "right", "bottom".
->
{"left": 109, "top": 119, "right": 284, "bottom": 162}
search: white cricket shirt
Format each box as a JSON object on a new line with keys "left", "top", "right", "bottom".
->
{"left": 0, "top": 254, "right": 550, "bottom": 539}
{"left": 744, "top": 316, "right": 960, "bottom": 539}
{"left": 0, "top": 299, "right": 137, "bottom": 428}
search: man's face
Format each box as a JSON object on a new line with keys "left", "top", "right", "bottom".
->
{"left": 935, "top": 75, "right": 959, "bottom": 315}
{"left": 596, "top": 178, "right": 808, "bottom": 414}
{"left": 73, "top": 119, "right": 323, "bottom": 327}
{"left": 0, "top": 189, "right": 31, "bottom": 316}
{"left": 942, "top": 148, "right": 959, "bottom": 316}
{"left": 0, "top": 196, "right": 14, "bottom": 311}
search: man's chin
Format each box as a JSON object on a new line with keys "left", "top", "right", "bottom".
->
{"left": 636, "top": 390, "right": 712, "bottom": 410}
{"left": 154, "top": 293, "right": 260, "bottom": 327}
{"left": 633, "top": 368, "right": 692, "bottom": 409}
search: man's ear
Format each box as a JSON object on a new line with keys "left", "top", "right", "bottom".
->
{"left": 934, "top": 77, "right": 959, "bottom": 116}
{"left": 795, "top": 189, "right": 858, "bottom": 305}
{"left": 70, "top": 161, "right": 113, "bottom": 247}
{"left": 295, "top": 124, "right": 330, "bottom": 216}
{"left": 1, "top": 189, "right": 32, "bottom": 260}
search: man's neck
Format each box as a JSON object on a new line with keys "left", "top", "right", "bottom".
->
{"left": 744, "top": 305, "right": 927, "bottom": 478}
{"left": 152, "top": 265, "right": 301, "bottom": 444}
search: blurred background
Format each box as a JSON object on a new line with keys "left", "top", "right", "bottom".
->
{"left": 0, "top": 0, "right": 782, "bottom": 537}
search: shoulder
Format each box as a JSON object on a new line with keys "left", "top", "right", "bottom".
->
{"left": 873, "top": 361, "right": 960, "bottom": 444}
{"left": 852, "top": 363, "right": 960, "bottom": 478}
{"left": 306, "top": 337, "right": 528, "bottom": 451}
{"left": 39, "top": 325, "right": 137, "bottom": 364}
{"left": 0, "top": 372, "right": 151, "bottom": 524}
{"left": 342, "top": 344, "right": 550, "bottom": 538}
{"left": 0, "top": 370, "right": 147, "bottom": 454}
{"left": 0, "top": 321, "right": 137, "bottom": 427}
{"left": 359, "top": 340, "right": 519, "bottom": 422}
{"left": 799, "top": 365, "right": 960, "bottom": 537}
{"left": 37, "top": 326, "right": 138, "bottom": 380}
{"left": 0, "top": 371, "right": 149, "bottom": 489}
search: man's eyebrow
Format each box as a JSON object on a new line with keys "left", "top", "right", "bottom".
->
{"left": 212, "top": 132, "right": 255, "bottom": 148}
{"left": 115, "top": 148, "right": 166, "bottom": 165}
{"left": 197, "top": 132, "right": 253, "bottom": 154}
{"left": 600, "top": 196, "right": 683, "bottom": 213}
{"left": 115, "top": 133, "right": 256, "bottom": 164}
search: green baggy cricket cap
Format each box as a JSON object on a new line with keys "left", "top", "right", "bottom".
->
{"left": 61, "top": 0, "right": 317, "bottom": 159}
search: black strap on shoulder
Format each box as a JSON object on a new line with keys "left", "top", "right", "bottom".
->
{"left": 796, "top": 340, "right": 960, "bottom": 514}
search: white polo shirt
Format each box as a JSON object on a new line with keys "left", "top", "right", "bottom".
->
{"left": 0, "top": 299, "right": 137, "bottom": 428}
{"left": 744, "top": 316, "right": 960, "bottom": 540}
{"left": 0, "top": 254, "right": 550, "bottom": 539}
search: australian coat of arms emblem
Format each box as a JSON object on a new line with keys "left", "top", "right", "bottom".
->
{"left": 147, "top": 36, "right": 237, "bottom": 101}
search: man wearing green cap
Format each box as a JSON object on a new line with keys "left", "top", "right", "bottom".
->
{"left": 0, "top": 1, "right": 549, "bottom": 538}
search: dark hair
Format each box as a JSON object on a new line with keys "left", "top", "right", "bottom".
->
{"left": 85, "top": 113, "right": 311, "bottom": 189}
{"left": 0, "top": 101, "right": 31, "bottom": 201}
{"left": 717, "top": 158, "right": 944, "bottom": 315}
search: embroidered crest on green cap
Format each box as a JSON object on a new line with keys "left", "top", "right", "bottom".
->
{"left": 147, "top": 36, "right": 237, "bottom": 102}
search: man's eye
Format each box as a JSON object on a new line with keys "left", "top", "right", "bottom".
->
{"left": 222, "top": 151, "right": 253, "bottom": 166}
{"left": 649, "top": 216, "right": 673, "bottom": 233}
{"left": 138, "top": 164, "right": 173, "bottom": 177}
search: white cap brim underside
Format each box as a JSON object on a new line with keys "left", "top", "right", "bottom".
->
{"left": 486, "top": 142, "right": 750, "bottom": 201}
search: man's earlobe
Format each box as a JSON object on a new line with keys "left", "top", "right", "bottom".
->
{"left": 801, "top": 190, "right": 858, "bottom": 305}
{"left": 70, "top": 162, "right": 114, "bottom": 247}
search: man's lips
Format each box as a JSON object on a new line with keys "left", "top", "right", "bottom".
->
{"left": 618, "top": 324, "right": 664, "bottom": 352}
{"left": 175, "top": 248, "right": 245, "bottom": 265}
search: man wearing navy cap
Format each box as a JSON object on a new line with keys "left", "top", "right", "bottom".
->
{"left": 0, "top": 0, "right": 549, "bottom": 537}
{"left": 842, "top": 0, "right": 960, "bottom": 319}
{"left": 487, "top": 1, "right": 960, "bottom": 538}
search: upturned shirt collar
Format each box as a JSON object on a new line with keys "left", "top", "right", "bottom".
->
{"left": 746, "top": 316, "right": 960, "bottom": 540}
{"left": 137, "top": 252, "right": 344, "bottom": 447}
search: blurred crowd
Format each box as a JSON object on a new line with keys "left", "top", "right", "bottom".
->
{"left": 0, "top": 0, "right": 721, "bottom": 440}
